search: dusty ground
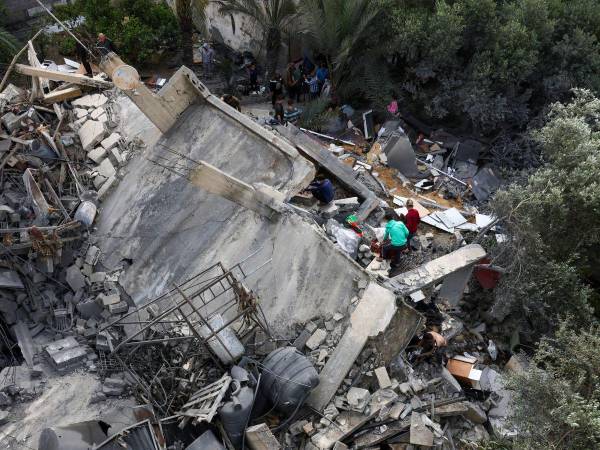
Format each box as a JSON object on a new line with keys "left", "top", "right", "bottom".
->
{"left": 0, "top": 370, "right": 136, "bottom": 449}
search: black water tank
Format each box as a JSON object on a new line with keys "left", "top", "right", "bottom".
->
{"left": 259, "top": 347, "right": 319, "bottom": 416}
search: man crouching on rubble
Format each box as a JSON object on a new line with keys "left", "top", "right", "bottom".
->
{"left": 382, "top": 210, "right": 409, "bottom": 268}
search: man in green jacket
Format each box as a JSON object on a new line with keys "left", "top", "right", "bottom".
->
{"left": 382, "top": 211, "right": 409, "bottom": 268}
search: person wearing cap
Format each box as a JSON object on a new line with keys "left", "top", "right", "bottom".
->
{"left": 404, "top": 199, "right": 420, "bottom": 243}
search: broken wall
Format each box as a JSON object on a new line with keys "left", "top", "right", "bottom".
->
{"left": 96, "top": 97, "right": 368, "bottom": 330}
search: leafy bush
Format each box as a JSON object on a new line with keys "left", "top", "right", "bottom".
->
{"left": 51, "top": 0, "right": 180, "bottom": 66}
{"left": 490, "top": 89, "right": 600, "bottom": 335}
{"left": 335, "top": 0, "right": 600, "bottom": 135}
{"left": 505, "top": 322, "right": 600, "bottom": 449}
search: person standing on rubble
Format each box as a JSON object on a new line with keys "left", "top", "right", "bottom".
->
{"left": 96, "top": 33, "right": 117, "bottom": 55}
{"left": 269, "top": 72, "right": 284, "bottom": 106}
{"left": 382, "top": 210, "right": 409, "bottom": 268}
{"left": 404, "top": 199, "right": 420, "bottom": 244}
{"left": 273, "top": 95, "right": 285, "bottom": 124}
{"left": 201, "top": 43, "right": 215, "bottom": 79}
{"left": 76, "top": 41, "right": 93, "bottom": 77}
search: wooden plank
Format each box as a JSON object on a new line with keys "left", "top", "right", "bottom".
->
{"left": 15, "top": 64, "right": 113, "bottom": 89}
{"left": 43, "top": 86, "right": 83, "bottom": 104}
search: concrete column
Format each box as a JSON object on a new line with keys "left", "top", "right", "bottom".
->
{"left": 189, "top": 161, "right": 284, "bottom": 219}
{"left": 307, "top": 282, "right": 397, "bottom": 412}
{"left": 385, "top": 244, "right": 486, "bottom": 295}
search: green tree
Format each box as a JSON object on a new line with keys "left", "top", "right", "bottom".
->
{"left": 490, "top": 89, "right": 600, "bottom": 334}
{"left": 506, "top": 322, "right": 600, "bottom": 449}
{"left": 52, "top": 0, "right": 180, "bottom": 66}
{"left": 217, "top": 0, "right": 297, "bottom": 77}
{"left": 299, "top": 0, "right": 384, "bottom": 96}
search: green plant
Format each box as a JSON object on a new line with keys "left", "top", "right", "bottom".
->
{"left": 489, "top": 89, "right": 600, "bottom": 334}
{"left": 0, "top": 28, "right": 18, "bottom": 63}
{"left": 300, "top": 0, "right": 384, "bottom": 96}
{"left": 505, "top": 322, "right": 600, "bottom": 449}
{"left": 217, "top": 0, "right": 297, "bottom": 77}
{"left": 298, "top": 98, "right": 336, "bottom": 132}
{"left": 51, "top": 0, "right": 180, "bottom": 66}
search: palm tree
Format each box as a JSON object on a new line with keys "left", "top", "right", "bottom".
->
{"left": 217, "top": 0, "right": 297, "bottom": 77}
{"left": 0, "top": 28, "right": 18, "bottom": 64}
{"left": 299, "top": 0, "right": 383, "bottom": 92}
{"left": 175, "top": 0, "right": 209, "bottom": 66}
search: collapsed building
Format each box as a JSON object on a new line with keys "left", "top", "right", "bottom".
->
{"left": 0, "top": 36, "right": 518, "bottom": 450}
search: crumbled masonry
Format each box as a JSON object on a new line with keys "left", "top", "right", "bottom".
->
{"left": 0, "top": 40, "right": 514, "bottom": 449}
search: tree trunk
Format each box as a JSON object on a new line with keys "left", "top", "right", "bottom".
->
{"left": 177, "top": 0, "right": 194, "bottom": 66}
{"left": 180, "top": 19, "right": 194, "bottom": 66}
{"left": 265, "top": 27, "right": 281, "bottom": 78}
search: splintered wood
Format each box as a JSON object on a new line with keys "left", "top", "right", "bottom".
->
{"left": 176, "top": 374, "right": 232, "bottom": 428}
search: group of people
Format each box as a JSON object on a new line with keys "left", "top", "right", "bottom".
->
{"left": 304, "top": 176, "right": 420, "bottom": 270}
{"left": 269, "top": 57, "right": 331, "bottom": 124}
{"left": 381, "top": 200, "right": 420, "bottom": 268}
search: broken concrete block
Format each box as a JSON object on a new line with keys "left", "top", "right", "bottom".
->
{"left": 110, "top": 147, "right": 124, "bottom": 165}
{"left": 97, "top": 175, "right": 117, "bottom": 200}
{"left": 45, "top": 336, "right": 87, "bottom": 372}
{"left": 76, "top": 297, "right": 103, "bottom": 320}
{"left": 346, "top": 387, "right": 370, "bottom": 411}
{"left": 464, "top": 402, "right": 487, "bottom": 424}
{"left": 289, "top": 420, "right": 308, "bottom": 436}
{"left": 65, "top": 265, "right": 86, "bottom": 292}
{"left": 96, "top": 293, "right": 120, "bottom": 307}
{"left": 97, "top": 157, "right": 116, "bottom": 178}
{"left": 320, "top": 202, "right": 339, "bottom": 218}
{"left": 108, "top": 301, "right": 128, "bottom": 315}
{"left": 374, "top": 366, "right": 392, "bottom": 389}
{"left": 305, "top": 329, "right": 327, "bottom": 350}
{"left": 0, "top": 410, "right": 9, "bottom": 425}
{"left": 96, "top": 113, "right": 108, "bottom": 123}
{"left": 293, "top": 329, "right": 312, "bottom": 350}
{"left": 410, "top": 412, "right": 434, "bottom": 447}
{"left": 72, "top": 93, "right": 108, "bottom": 108}
{"left": 302, "top": 421, "right": 315, "bottom": 436}
{"left": 74, "top": 108, "right": 88, "bottom": 119}
{"left": 332, "top": 442, "right": 348, "bottom": 450}
{"left": 90, "top": 107, "right": 105, "bottom": 120}
{"left": 78, "top": 119, "right": 105, "bottom": 151}
{"left": 101, "top": 132, "right": 121, "bottom": 150}
{"left": 87, "top": 146, "right": 107, "bottom": 164}
{"left": 88, "top": 272, "right": 106, "bottom": 283}
{"left": 89, "top": 391, "right": 107, "bottom": 404}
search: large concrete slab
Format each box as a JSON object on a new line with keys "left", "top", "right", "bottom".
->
{"left": 385, "top": 244, "right": 486, "bottom": 295}
{"left": 307, "top": 282, "right": 397, "bottom": 411}
{"left": 95, "top": 98, "right": 369, "bottom": 330}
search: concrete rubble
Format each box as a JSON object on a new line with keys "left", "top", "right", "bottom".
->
{"left": 0, "top": 42, "right": 519, "bottom": 450}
